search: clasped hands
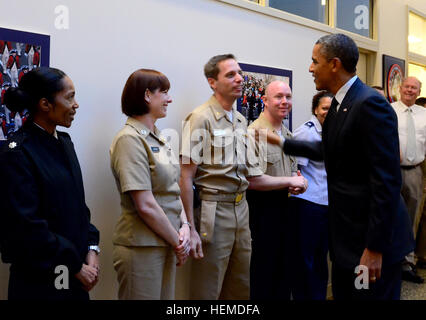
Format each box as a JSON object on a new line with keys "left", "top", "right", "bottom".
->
{"left": 174, "top": 223, "right": 191, "bottom": 266}
{"left": 289, "top": 170, "right": 308, "bottom": 195}
{"left": 75, "top": 250, "right": 100, "bottom": 292}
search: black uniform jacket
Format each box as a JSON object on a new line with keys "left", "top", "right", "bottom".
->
{"left": 0, "top": 122, "right": 99, "bottom": 277}
{"left": 284, "top": 78, "right": 414, "bottom": 269}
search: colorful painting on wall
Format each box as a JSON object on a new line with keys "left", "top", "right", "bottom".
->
{"left": 237, "top": 63, "right": 293, "bottom": 130}
{"left": 0, "top": 27, "right": 50, "bottom": 142}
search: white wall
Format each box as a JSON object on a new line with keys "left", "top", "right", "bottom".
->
{"left": 0, "top": 0, "right": 425, "bottom": 300}
{"left": 374, "top": 0, "right": 426, "bottom": 85}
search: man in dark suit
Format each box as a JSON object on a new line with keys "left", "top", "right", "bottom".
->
{"left": 279, "top": 34, "right": 414, "bottom": 300}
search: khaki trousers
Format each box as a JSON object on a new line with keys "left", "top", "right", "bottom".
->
{"left": 113, "top": 245, "right": 176, "bottom": 300}
{"left": 401, "top": 166, "right": 423, "bottom": 236}
{"left": 401, "top": 166, "right": 423, "bottom": 267}
{"left": 190, "top": 198, "right": 251, "bottom": 300}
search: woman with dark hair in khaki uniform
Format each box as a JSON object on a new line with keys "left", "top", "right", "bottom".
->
{"left": 110, "top": 69, "right": 191, "bottom": 300}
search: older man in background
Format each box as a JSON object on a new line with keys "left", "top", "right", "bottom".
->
{"left": 391, "top": 77, "right": 426, "bottom": 283}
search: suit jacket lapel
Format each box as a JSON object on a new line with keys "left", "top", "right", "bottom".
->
{"left": 327, "top": 78, "right": 362, "bottom": 150}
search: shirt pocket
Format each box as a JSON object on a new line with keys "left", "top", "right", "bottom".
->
{"left": 150, "top": 148, "right": 178, "bottom": 192}
{"left": 265, "top": 152, "right": 283, "bottom": 176}
{"left": 266, "top": 152, "right": 281, "bottom": 164}
{"left": 211, "top": 130, "right": 234, "bottom": 165}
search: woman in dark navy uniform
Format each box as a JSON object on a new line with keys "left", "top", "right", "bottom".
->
{"left": 0, "top": 67, "right": 100, "bottom": 300}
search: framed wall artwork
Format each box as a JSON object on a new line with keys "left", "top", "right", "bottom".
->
{"left": 0, "top": 27, "right": 50, "bottom": 141}
{"left": 237, "top": 63, "right": 293, "bottom": 131}
{"left": 382, "top": 54, "right": 405, "bottom": 103}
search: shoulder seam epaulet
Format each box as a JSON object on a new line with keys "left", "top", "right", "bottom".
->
{"left": 305, "top": 121, "right": 314, "bottom": 128}
{"left": 3, "top": 131, "right": 26, "bottom": 151}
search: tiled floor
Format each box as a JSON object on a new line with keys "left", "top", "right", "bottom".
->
{"left": 401, "top": 267, "right": 426, "bottom": 300}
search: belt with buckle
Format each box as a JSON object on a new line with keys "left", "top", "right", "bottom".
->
{"left": 235, "top": 193, "right": 243, "bottom": 203}
{"left": 401, "top": 163, "right": 422, "bottom": 170}
{"left": 199, "top": 191, "right": 245, "bottom": 203}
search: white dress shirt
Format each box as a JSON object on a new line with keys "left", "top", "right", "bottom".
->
{"left": 391, "top": 101, "right": 426, "bottom": 166}
{"left": 334, "top": 75, "right": 358, "bottom": 112}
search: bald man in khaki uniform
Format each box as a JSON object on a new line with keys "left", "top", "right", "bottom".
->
{"left": 180, "top": 54, "right": 253, "bottom": 299}
{"left": 246, "top": 81, "right": 305, "bottom": 300}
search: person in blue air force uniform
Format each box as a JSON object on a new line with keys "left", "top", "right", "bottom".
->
{"left": 289, "top": 90, "right": 333, "bottom": 300}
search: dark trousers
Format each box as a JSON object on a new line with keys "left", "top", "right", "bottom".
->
{"left": 8, "top": 266, "right": 89, "bottom": 300}
{"left": 247, "top": 189, "right": 291, "bottom": 300}
{"left": 331, "top": 261, "right": 402, "bottom": 300}
{"left": 288, "top": 197, "right": 329, "bottom": 300}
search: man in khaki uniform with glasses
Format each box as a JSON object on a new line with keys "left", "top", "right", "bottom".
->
{"left": 180, "top": 54, "right": 254, "bottom": 300}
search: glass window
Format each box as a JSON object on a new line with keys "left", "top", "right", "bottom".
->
{"left": 409, "top": 63, "right": 426, "bottom": 97}
{"left": 336, "top": 0, "right": 372, "bottom": 38}
{"left": 268, "top": 0, "right": 328, "bottom": 24}
{"left": 409, "top": 12, "right": 426, "bottom": 57}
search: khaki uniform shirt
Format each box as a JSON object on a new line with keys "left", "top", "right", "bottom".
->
{"left": 110, "top": 117, "right": 181, "bottom": 247}
{"left": 181, "top": 95, "right": 249, "bottom": 194}
{"left": 247, "top": 112, "right": 297, "bottom": 177}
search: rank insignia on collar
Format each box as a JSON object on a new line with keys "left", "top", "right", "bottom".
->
{"left": 9, "top": 142, "right": 17, "bottom": 149}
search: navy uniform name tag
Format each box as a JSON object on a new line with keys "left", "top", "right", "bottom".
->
{"left": 151, "top": 146, "right": 160, "bottom": 153}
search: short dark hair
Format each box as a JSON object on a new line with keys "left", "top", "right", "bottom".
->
{"left": 204, "top": 54, "right": 236, "bottom": 80}
{"left": 416, "top": 97, "right": 426, "bottom": 107}
{"left": 316, "top": 33, "right": 359, "bottom": 74}
{"left": 121, "top": 69, "right": 170, "bottom": 117}
{"left": 4, "top": 67, "right": 66, "bottom": 117}
{"left": 312, "top": 91, "right": 333, "bottom": 115}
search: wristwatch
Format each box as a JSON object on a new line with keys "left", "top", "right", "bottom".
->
{"left": 182, "top": 221, "right": 192, "bottom": 230}
{"left": 88, "top": 245, "right": 101, "bottom": 255}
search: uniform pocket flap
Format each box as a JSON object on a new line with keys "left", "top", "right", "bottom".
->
{"left": 199, "top": 200, "right": 217, "bottom": 244}
{"left": 266, "top": 152, "right": 281, "bottom": 164}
